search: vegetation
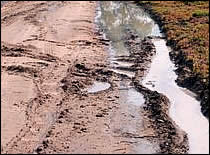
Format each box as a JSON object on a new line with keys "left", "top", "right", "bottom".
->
{"left": 139, "top": 1, "right": 209, "bottom": 79}
{"left": 192, "top": 10, "right": 209, "bottom": 17}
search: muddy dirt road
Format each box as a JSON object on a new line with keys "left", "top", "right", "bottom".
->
{"left": 1, "top": 1, "right": 201, "bottom": 154}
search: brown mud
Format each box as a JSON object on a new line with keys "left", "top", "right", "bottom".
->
{"left": 1, "top": 1, "right": 188, "bottom": 154}
{"left": 124, "top": 30, "right": 189, "bottom": 154}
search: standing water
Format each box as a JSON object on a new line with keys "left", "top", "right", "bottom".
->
{"left": 96, "top": 1, "right": 161, "bottom": 153}
{"left": 87, "top": 81, "right": 111, "bottom": 93}
{"left": 96, "top": 1, "right": 209, "bottom": 154}
{"left": 96, "top": 1, "right": 156, "bottom": 108}
{"left": 143, "top": 39, "right": 209, "bottom": 154}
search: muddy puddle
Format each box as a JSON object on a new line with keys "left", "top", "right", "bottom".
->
{"left": 96, "top": 1, "right": 161, "bottom": 80}
{"left": 87, "top": 81, "right": 111, "bottom": 93}
{"left": 96, "top": 1, "right": 161, "bottom": 153}
{"left": 97, "top": 1, "right": 209, "bottom": 154}
{"left": 120, "top": 88, "right": 144, "bottom": 106}
{"left": 143, "top": 39, "right": 209, "bottom": 154}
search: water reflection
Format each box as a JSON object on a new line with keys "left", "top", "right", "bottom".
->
{"left": 100, "top": 1, "right": 160, "bottom": 43}
{"left": 87, "top": 81, "right": 111, "bottom": 93}
{"left": 143, "top": 39, "right": 209, "bottom": 154}
{"left": 98, "top": 1, "right": 209, "bottom": 154}
{"left": 97, "top": 1, "right": 161, "bottom": 153}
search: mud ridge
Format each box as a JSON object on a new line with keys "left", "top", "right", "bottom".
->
{"left": 133, "top": 81, "right": 189, "bottom": 154}
{"left": 124, "top": 29, "right": 156, "bottom": 79}
{"left": 1, "top": 43, "right": 59, "bottom": 62}
{"left": 124, "top": 29, "right": 189, "bottom": 153}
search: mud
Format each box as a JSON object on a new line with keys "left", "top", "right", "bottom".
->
{"left": 123, "top": 30, "right": 189, "bottom": 154}
{"left": 1, "top": 72, "right": 36, "bottom": 148}
{"left": 1, "top": 1, "right": 112, "bottom": 153}
{"left": 1, "top": 1, "right": 189, "bottom": 154}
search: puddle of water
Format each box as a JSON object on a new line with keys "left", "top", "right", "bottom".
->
{"left": 120, "top": 88, "right": 145, "bottom": 107}
{"left": 97, "top": 1, "right": 209, "bottom": 154}
{"left": 97, "top": 1, "right": 161, "bottom": 79}
{"left": 143, "top": 39, "right": 209, "bottom": 154}
{"left": 96, "top": 1, "right": 160, "bottom": 153}
{"left": 133, "top": 140, "right": 160, "bottom": 154}
{"left": 87, "top": 81, "right": 110, "bottom": 93}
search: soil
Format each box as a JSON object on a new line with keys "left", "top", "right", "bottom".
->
{"left": 1, "top": 1, "right": 188, "bottom": 154}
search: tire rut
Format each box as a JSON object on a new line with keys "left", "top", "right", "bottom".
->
{"left": 2, "top": 61, "right": 69, "bottom": 154}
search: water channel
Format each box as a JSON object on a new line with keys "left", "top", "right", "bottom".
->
{"left": 96, "top": 1, "right": 209, "bottom": 154}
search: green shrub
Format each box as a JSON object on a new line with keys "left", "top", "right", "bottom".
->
{"left": 192, "top": 10, "right": 209, "bottom": 17}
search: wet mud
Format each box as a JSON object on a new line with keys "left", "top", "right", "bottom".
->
{"left": 1, "top": 1, "right": 199, "bottom": 154}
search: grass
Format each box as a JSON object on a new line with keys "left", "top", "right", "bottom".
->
{"left": 138, "top": 1, "right": 209, "bottom": 80}
{"left": 192, "top": 10, "right": 209, "bottom": 17}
